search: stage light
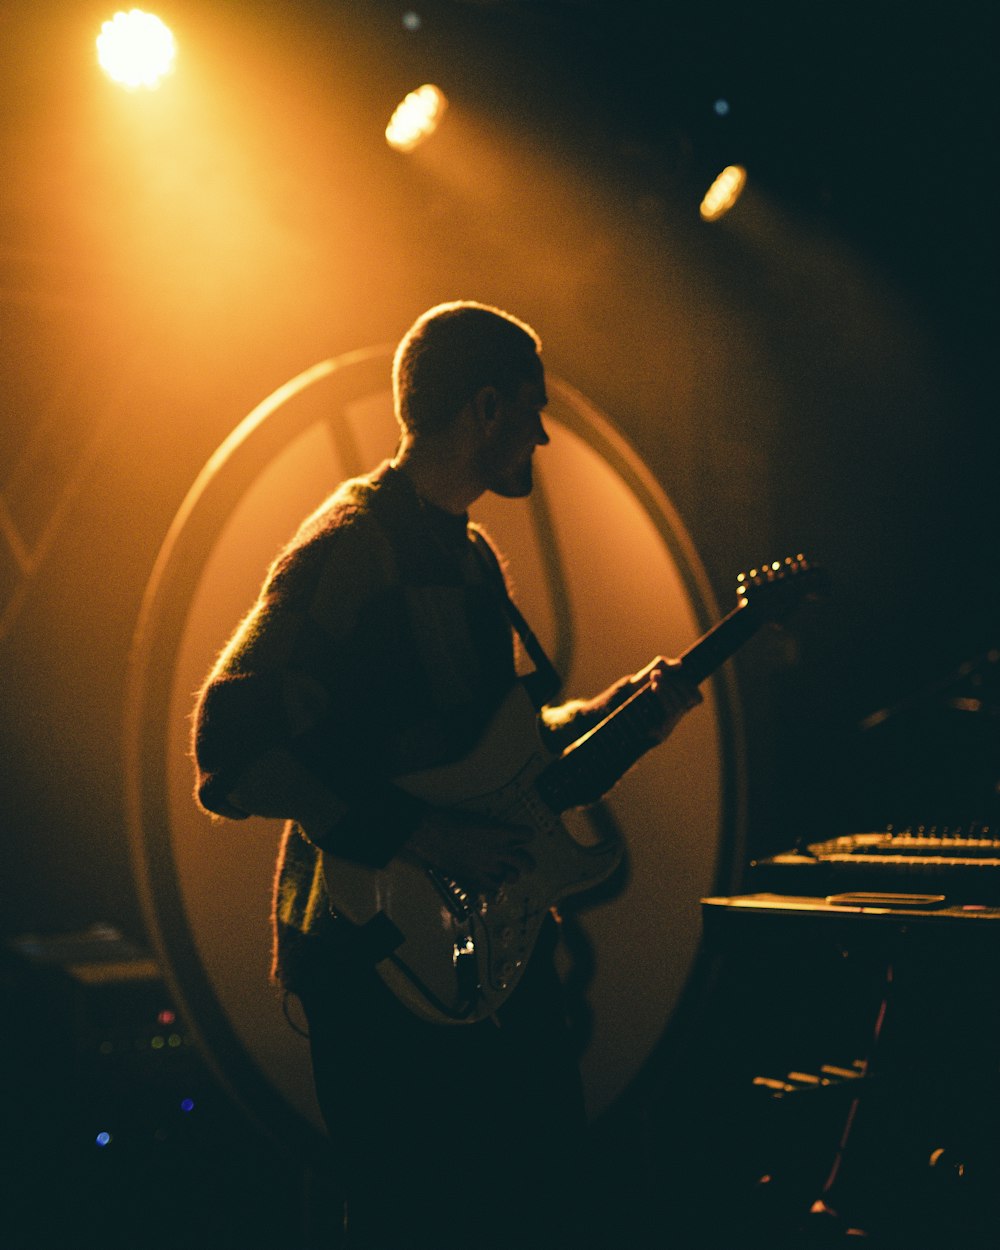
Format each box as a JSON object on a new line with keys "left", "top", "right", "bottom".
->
{"left": 96, "top": 9, "right": 177, "bottom": 90}
{"left": 385, "top": 84, "right": 447, "bottom": 153}
{"left": 699, "top": 164, "right": 747, "bottom": 222}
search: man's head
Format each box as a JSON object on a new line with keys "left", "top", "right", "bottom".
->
{"left": 393, "top": 301, "right": 543, "bottom": 440}
{"left": 392, "top": 300, "right": 549, "bottom": 505}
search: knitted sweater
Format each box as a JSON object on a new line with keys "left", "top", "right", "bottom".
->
{"left": 192, "top": 461, "right": 630, "bottom": 990}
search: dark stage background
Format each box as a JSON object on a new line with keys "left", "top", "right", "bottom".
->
{"left": 2, "top": 2, "right": 996, "bottom": 1246}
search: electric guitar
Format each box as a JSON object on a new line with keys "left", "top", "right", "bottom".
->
{"left": 324, "top": 555, "right": 827, "bottom": 1024}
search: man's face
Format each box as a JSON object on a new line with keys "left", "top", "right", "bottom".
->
{"left": 477, "top": 366, "right": 550, "bottom": 499}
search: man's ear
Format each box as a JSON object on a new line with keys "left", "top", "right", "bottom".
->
{"left": 474, "top": 385, "right": 500, "bottom": 425}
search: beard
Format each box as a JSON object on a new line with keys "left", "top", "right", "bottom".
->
{"left": 488, "top": 457, "right": 534, "bottom": 498}
{"left": 474, "top": 442, "right": 535, "bottom": 499}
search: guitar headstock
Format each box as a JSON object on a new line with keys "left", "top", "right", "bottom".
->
{"left": 736, "top": 554, "right": 828, "bottom": 623}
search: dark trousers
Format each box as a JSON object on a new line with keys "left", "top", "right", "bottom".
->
{"left": 297, "top": 929, "right": 604, "bottom": 1248}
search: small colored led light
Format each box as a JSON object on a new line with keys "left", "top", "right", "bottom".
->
{"left": 151, "top": 1034, "right": 165, "bottom": 1049}
{"left": 96, "top": 1131, "right": 112, "bottom": 1147}
{"left": 180, "top": 1098, "right": 195, "bottom": 1113}
{"left": 157, "top": 1009, "right": 176, "bottom": 1026}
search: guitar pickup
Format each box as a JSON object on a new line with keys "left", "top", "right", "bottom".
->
{"left": 426, "top": 868, "right": 475, "bottom": 920}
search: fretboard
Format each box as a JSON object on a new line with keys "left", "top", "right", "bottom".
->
{"left": 537, "top": 601, "right": 759, "bottom": 812}
{"left": 677, "top": 599, "right": 760, "bottom": 684}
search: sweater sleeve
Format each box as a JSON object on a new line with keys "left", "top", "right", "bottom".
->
{"left": 191, "top": 515, "right": 429, "bottom": 868}
{"left": 193, "top": 671, "right": 427, "bottom": 867}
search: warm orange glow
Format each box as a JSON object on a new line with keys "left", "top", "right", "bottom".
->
{"left": 699, "top": 164, "right": 747, "bottom": 222}
{"left": 385, "top": 84, "right": 448, "bottom": 153}
{"left": 97, "top": 9, "right": 177, "bottom": 90}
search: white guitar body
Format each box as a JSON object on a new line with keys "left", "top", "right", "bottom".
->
{"left": 323, "top": 682, "right": 624, "bottom": 1025}
{"left": 323, "top": 554, "right": 824, "bottom": 1025}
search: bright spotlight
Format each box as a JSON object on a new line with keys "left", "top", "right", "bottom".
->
{"left": 97, "top": 9, "right": 177, "bottom": 90}
{"left": 385, "top": 84, "right": 448, "bottom": 153}
{"left": 699, "top": 164, "right": 747, "bottom": 222}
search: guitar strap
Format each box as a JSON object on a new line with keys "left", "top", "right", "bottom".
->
{"left": 470, "top": 529, "right": 562, "bottom": 710}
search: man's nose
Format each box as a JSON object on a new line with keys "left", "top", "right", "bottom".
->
{"left": 535, "top": 416, "right": 550, "bottom": 446}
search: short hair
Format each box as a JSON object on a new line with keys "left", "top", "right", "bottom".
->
{"left": 393, "top": 300, "right": 542, "bottom": 437}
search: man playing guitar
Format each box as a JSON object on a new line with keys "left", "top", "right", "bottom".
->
{"left": 193, "top": 301, "right": 701, "bottom": 1247}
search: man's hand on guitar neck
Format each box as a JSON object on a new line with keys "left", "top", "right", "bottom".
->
{"left": 634, "top": 655, "right": 702, "bottom": 741}
{"left": 405, "top": 809, "right": 536, "bottom": 897}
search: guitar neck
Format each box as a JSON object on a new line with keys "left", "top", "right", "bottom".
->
{"left": 678, "top": 599, "right": 760, "bottom": 684}
{"left": 537, "top": 602, "right": 760, "bottom": 812}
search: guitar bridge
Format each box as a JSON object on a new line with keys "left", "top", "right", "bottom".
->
{"left": 453, "top": 932, "right": 479, "bottom": 1002}
{"left": 453, "top": 934, "right": 474, "bottom": 966}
